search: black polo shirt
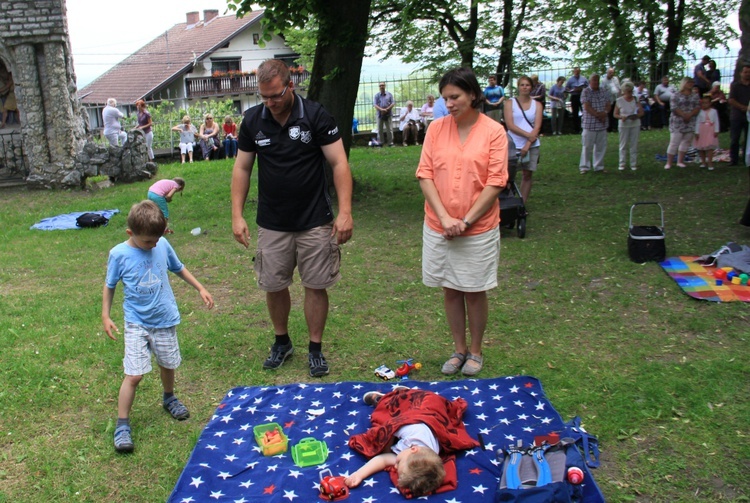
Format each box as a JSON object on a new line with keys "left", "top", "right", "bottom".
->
{"left": 238, "top": 93, "right": 341, "bottom": 232}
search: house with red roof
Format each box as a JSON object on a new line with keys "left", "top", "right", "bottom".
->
{"left": 77, "top": 9, "right": 307, "bottom": 129}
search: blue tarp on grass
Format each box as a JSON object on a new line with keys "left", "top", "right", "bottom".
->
{"left": 30, "top": 209, "right": 120, "bottom": 231}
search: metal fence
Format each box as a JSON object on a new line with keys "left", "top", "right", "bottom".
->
{"left": 353, "top": 54, "right": 738, "bottom": 132}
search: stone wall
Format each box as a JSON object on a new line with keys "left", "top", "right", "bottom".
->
{"left": 0, "top": 0, "right": 153, "bottom": 189}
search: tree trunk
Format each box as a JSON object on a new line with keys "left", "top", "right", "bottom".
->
{"left": 307, "top": 0, "right": 372, "bottom": 156}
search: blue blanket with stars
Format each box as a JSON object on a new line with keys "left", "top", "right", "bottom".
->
{"left": 168, "top": 376, "right": 604, "bottom": 502}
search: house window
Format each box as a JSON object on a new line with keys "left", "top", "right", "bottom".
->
{"left": 274, "top": 54, "right": 300, "bottom": 67}
{"left": 253, "top": 34, "right": 259, "bottom": 45}
{"left": 211, "top": 58, "right": 241, "bottom": 74}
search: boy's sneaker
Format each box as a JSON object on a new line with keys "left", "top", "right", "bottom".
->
{"left": 263, "top": 341, "right": 294, "bottom": 370}
{"left": 308, "top": 351, "right": 329, "bottom": 377}
{"left": 114, "top": 424, "right": 134, "bottom": 453}
{"left": 163, "top": 396, "right": 190, "bottom": 420}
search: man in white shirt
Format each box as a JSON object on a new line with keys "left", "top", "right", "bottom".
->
{"left": 102, "top": 98, "right": 127, "bottom": 147}
{"left": 600, "top": 68, "right": 621, "bottom": 132}
{"left": 653, "top": 76, "right": 676, "bottom": 129}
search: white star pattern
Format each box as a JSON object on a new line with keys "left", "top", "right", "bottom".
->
{"left": 169, "top": 377, "right": 599, "bottom": 503}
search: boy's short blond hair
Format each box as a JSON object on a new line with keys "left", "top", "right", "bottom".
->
{"left": 127, "top": 200, "right": 167, "bottom": 236}
{"left": 397, "top": 446, "right": 445, "bottom": 497}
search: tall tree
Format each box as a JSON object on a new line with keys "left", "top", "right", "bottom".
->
{"left": 370, "top": 0, "right": 480, "bottom": 70}
{"left": 369, "top": 0, "right": 543, "bottom": 85}
{"left": 227, "top": 0, "right": 372, "bottom": 154}
{"left": 546, "top": 0, "right": 738, "bottom": 82}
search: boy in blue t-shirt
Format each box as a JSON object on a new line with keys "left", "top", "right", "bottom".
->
{"left": 102, "top": 200, "right": 214, "bottom": 453}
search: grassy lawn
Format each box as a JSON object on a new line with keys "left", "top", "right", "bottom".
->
{"left": 0, "top": 128, "right": 748, "bottom": 502}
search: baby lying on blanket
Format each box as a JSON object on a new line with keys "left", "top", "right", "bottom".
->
{"left": 346, "top": 387, "right": 479, "bottom": 498}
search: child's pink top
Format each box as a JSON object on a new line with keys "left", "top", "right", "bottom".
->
{"left": 148, "top": 179, "right": 180, "bottom": 197}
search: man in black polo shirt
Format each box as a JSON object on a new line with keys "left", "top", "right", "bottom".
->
{"left": 231, "top": 59, "right": 353, "bottom": 377}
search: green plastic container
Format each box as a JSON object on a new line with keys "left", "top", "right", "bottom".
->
{"left": 291, "top": 437, "right": 329, "bottom": 467}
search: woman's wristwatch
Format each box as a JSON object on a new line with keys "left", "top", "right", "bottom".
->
{"left": 462, "top": 217, "right": 471, "bottom": 228}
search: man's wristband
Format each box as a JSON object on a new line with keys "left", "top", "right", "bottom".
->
{"left": 462, "top": 217, "right": 471, "bottom": 228}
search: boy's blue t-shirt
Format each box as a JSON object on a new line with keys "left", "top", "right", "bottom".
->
{"left": 106, "top": 238, "right": 184, "bottom": 328}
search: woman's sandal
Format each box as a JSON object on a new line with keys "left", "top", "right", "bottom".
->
{"left": 441, "top": 352, "right": 467, "bottom": 375}
{"left": 461, "top": 353, "right": 484, "bottom": 376}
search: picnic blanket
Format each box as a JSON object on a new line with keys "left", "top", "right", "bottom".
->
{"left": 660, "top": 256, "right": 750, "bottom": 302}
{"left": 168, "top": 376, "right": 604, "bottom": 503}
{"left": 30, "top": 209, "right": 119, "bottom": 231}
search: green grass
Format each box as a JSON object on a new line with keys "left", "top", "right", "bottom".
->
{"left": 0, "top": 129, "right": 748, "bottom": 502}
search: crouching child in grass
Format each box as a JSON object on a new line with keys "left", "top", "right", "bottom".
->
{"left": 101, "top": 200, "right": 214, "bottom": 453}
{"left": 346, "top": 387, "right": 479, "bottom": 497}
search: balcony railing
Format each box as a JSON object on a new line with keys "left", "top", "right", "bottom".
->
{"left": 185, "top": 71, "right": 310, "bottom": 99}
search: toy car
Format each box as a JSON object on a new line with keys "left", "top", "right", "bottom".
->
{"left": 319, "top": 468, "right": 349, "bottom": 501}
{"left": 374, "top": 365, "right": 395, "bottom": 380}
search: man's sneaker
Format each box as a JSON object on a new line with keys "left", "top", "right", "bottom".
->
{"left": 263, "top": 341, "right": 294, "bottom": 370}
{"left": 308, "top": 351, "right": 329, "bottom": 377}
{"left": 363, "top": 391, "right": 385, "bottom": 406}
{"left": 114, "top": 424, "right": 134, "bottom": 453}
{"left": 163, "top": 396, "right": 190, "bottom": 420}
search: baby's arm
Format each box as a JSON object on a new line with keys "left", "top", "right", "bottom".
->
{"left": 175, "top": 267, "right": 214, "bottom": 309}
{"left": 344, "top": 453, "right": 397, "bottom": 488}
{"left": 102, "top": 284, "right": 119, "bottom": 340}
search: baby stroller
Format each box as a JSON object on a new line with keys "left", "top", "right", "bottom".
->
{"left": 499, "top": 153, "right": 527, "bottom": 238}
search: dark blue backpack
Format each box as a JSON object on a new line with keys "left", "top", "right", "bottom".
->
{"left": 494, "top": 417, "right": 604, "bottom": 503}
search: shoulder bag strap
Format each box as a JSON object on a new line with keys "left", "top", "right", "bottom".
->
{"left": 515, "top": 98, "right": 535, "bottom": 129}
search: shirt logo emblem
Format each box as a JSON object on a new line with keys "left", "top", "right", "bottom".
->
{"left": 289, "top": 126, "right": 301, "bottom": 140}
{"left": 255, "top": 131, "right": 266, "bottom": 140}
{"left": 301, "top": 130, "right": 312, "bottom": 144}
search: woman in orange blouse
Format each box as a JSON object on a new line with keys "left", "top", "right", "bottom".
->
{"left": 416, "top": 67, "right": 508, "bottom": 377}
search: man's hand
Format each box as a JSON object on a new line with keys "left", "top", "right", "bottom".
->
{"left": 232, "top": 217, "right": 251, "bottom": 248}
{"left": 332, "top": 212, "right": 353, "bottom": 245}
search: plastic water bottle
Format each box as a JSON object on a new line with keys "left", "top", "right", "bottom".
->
{"left": 190, "top": 227, "right": 201, "bottom": 236}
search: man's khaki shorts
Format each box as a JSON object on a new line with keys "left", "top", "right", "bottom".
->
{"left": 255, "top": 223, "right": 341, "bottom": 292}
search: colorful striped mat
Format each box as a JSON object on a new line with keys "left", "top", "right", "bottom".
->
{"left": 660, "top": 256, "right": 750, "bottom": 302}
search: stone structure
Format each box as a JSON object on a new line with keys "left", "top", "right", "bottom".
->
{"left": 0, "top": 0, "right": 154, "bottom": 189}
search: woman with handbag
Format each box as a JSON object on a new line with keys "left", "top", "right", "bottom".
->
{"left": 504, "top": 75, "right": 543, "bottom": 204}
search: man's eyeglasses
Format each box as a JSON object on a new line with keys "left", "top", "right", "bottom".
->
{"left": 259, "top": 85, "right": 289, "bottom": 103}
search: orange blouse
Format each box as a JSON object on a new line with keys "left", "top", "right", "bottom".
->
{"left": 416, "top": 113, "right": 508, "bottom": 235}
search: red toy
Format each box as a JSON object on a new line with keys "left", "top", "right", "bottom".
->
{"left": 319, "top": 469, "right": 349, "bottom": 501}
{"left": 395, "top": 358, "right": 422, "bottom": 378}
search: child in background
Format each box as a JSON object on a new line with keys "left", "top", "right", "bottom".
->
{"left": 694, "top": 95, "right": 720, "bottom": 170}
{"left": 102, "top": 200, "right": 214, "bottom": 453}
{"left": 223, "top": 116, "right": 238, "bottom": 159}
{"left": 147, "top": 177, "right": 185, "bottom": 234}
{"left": 172, "top": 116, "right": 197, "bottom": 163}
{"left": 346, "top": 387, "right": 478, "bottom": 497}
